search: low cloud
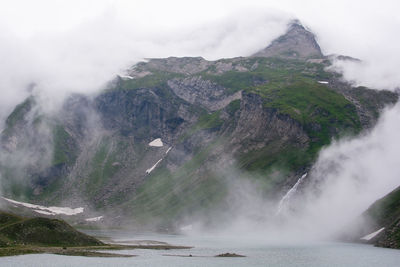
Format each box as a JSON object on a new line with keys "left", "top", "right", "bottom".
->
{"left": 0, "top": 8, "right": 291, "bottom": 127}
{"left": 294, "top": 103, "right": 400, "bottom": 238}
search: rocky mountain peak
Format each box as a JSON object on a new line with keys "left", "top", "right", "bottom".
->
{"left": 252, "top": 20, "right": 323, "bottom": 59}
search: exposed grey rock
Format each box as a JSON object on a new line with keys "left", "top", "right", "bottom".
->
{"left": 327, "top": 80, "right": 398, "bottom": 129}
{"left": 327, "top": 54, "right": 362, "bottom": 63}
{"left": 167, "top": 76, "right": 242, "bottom": 111}
{"left": 231, "top": 92, "right": 309, "bottom": 151}
{"left": 252, "top": 20, "right": 323, "bottom": 59}
{"left": 132, "top": 57, "right": 211, "bottom": 75}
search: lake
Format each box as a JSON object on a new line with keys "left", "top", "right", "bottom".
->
{"left": 1, "top": 230, "right": 400, "bottom": 267}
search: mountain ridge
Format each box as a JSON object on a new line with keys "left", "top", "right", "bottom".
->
{"left": 0, "top": 21, "right": 398, "bottom": 235}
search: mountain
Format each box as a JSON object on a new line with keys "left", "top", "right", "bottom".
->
{"left": 0, "top": 20, "right": 398, "bottom": 231}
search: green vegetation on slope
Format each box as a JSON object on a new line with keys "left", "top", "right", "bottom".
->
{"left": 0, "top": 212, "right": 23, "bottom": 229}
{"left": 200, "top": 58, "right": 361, "bottom": 171}
{"left": 178, "top": 110, "right": 224, "bottom": 142}
{"left": 259, "top": 79, "right": 360, "bottom": 146}
{"left": 85, "top": 138, "right": 121, "bottom": 201}
{"left": 0, "top": 211, "right": 103, "bottom": 247}
{"left": 201, "top": 57, "right": 335, "bottom": 91}
{"left": 125, "top": 58, "right": 364, "bottom": 216}
{"left": 238, "top": 143, "right": 311, "bottom": 172}
{"left": 127, "top": 140, "right": 227, "bottom": 226}
{"left": 226, "top": 99, "right": 241, "bottom": 115}
{"left": 119, "top": 71, "right": 183, "bottom": 91}
{"left": 0, "top": 211, "right": 189, "bottom": 257}
{"left": 52, "top": 125, "right": 77, "bottom": 166}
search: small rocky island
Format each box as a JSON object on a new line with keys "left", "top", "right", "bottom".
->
{"left": 216, "top": 253, "right": 246, "bottom": 257}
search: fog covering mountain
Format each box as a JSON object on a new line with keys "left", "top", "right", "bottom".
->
{"left": 0, "top": 21, "right": 399, "bottom": 246}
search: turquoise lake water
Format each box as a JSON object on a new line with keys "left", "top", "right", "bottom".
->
{"left": 1, "top": 230, "right": 400, "bottom": 267}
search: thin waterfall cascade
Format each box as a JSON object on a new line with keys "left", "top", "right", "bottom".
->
{"left": 276, "top": 173, "right": 308, "bottom": 215}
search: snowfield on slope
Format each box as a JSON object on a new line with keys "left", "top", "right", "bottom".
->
{"left": 85, "top": 216, "right": 104, "bottom": 222}
{"left": 149, "top": 138, "right": 163, "bottom": 147}
{"left": 146, "top": 158, "right": 163, "bottom": 174}
{"left": 361, "top": 228, "right": 385, "bottom": 241}
{"left": 2, "top": 197, "right": 84, "bottom": 216}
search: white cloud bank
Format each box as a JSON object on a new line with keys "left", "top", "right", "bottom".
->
{"left": 0, "top": 5, "right": 291, "bottom": 126}
{"left": 0, "top": 0, "right": 399, "bottom": 120}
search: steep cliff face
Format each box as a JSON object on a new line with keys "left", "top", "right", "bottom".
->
{"left": 0, "top": 21, "right": 398, "bottom": 229}
{"left": 167, "top": 77, "right": 242, "bottom": 111}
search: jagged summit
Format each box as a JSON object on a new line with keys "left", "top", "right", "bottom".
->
{"left": 252, "top": 20, "right": 323, "bottom": 59}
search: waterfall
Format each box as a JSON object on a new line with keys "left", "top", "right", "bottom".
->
{"left": 276, "top": 173, "right": 307, "bottom": 215}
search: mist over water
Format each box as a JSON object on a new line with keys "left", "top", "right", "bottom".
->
{"left": 200, "top": 103, "right": 400, "bottom": 243}
{"left": 297, "top": 103, "right": 400, "bottom": 234}
{"left": 282, "top": 103, "right": 400, "bottom": 240}
{"left": 183, "top": 103, "right": 400, "bottom": 242}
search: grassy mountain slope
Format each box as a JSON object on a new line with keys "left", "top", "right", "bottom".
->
{"left": 0, "top": 211, "right": 103, "bottom": 247}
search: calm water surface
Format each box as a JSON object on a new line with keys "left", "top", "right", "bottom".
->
{"left": 1, "top": 230, "right": 400, "bottom": 267}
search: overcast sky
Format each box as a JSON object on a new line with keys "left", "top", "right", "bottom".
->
{"left": 0, "top": 0, "right": 399, "bottom": 121}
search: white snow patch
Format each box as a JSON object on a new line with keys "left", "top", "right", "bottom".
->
{"left": 146, "top": 158, "right": 163, "bottom": 174}
{"left": 361, "top": 227, "right": 385, "bottom": 241}
{"left": 149, "top": 138, "right": 163, "bottom": 147}
{"left": 47, "top": 206, "right": 84, "bottom": 215}
{"left": 2, "top": 198, "right": 38, "bottom": 209}
{"left": 166, "top": 147, "right": 172, "bottom": 154}
{"left": 318, "top": 81, "right": 329, "bottom": 84}
{"left": 2, "top": 197, "right": 84, "bottom": 216}
{"left": 34, "top": 210, "right": 54, "bottom": 215}
{"left": 85, "top": 216, "right": 104, "bottom": 222}
{"left": 118, "top": 75, "right": 133, "bottom": 80}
